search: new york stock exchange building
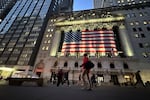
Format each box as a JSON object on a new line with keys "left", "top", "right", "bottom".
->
{"left": 34, "top": 4, "right": 150, "bottom": 86}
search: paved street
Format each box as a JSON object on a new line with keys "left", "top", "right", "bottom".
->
{"left": 0, "top": 82, "right": 150, "bottom": 100}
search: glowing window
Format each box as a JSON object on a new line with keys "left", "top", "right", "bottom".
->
{"left": 130, "top": 22, "right": 134, "bottom": 25}
{"left": 143, "top": 21, "right": 148, "bottom": 25}
{"left": 47, "top": 29, "right": 50, "bottom": 32}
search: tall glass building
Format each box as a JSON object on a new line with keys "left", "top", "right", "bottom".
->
{"left": 0, "top": 0, "right": 18, "bottom": 23}
{"left": 0, "top": 0, "right": 73, "bottom": 66}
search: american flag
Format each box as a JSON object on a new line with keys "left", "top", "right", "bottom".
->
{"left": 61, "top": 30, "right": 117, "bottom": 53}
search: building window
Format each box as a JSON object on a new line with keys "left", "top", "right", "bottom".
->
{"left": 141, "top": 34, "right": 145, "bottom": 38}
{"left": 121, "top": 0, "right": 124, "bottom": 3}
{"left": 64, "top": 61, "right": 68, "bottom": 67}
{"left": 126, "top": 14, "right": 130, "bottom": 18}
{"left": 133, "top": 28, "right": 137, "bottom": 32}
{"left": 131, "top": 13, "right": 136, "bottom": 17}
{"left": 46, "top": 46, "right": 49, "bottom": 50}
{"left": 144, "top": 43, "right": 150, "bottom": 48}
{"left": 130, "top": 22, "right": 134, "bottom": 26}
{"left": 139, "top": 43, "right": 143, "bottom": 48}
{"left": 147, "top": 27, "right": 150, "bottom": 31}
{"left": 74, "top": 62, "right": 78, "bottom": 68}
{"left": 42, "top": 47, "right": 45, "bottom": 50}
{"left": 117, "top": 0, "right": 121, "bottom": 3}
{"left": 49, "top": 34, "right": 52, "bottom": 37}
{"left": 139, "top": 12, "right": 143, "bottom": 17}
{"left": 47, "top": 29, "right": 50, "bottom": 32}
{"left": 123, "top": 63, "right": 129, "bottom": 69}
{"left": 135, "top": 21, "right": 139, "bottom": 25}
{"left": 48, "top": 40, "right": 51, "bottom": 43}
{"left": 143, "top": 21, "right": 148, "bottom": 25}
{"left": 46, "top": 34, "right": 49, "bottom": 37}
{"left": 97, "top": 62, "right": 102, "bottom": 68}
{"left": 134, "top": 33, "right": 140, "bottom": 38}
{"left": 0, "top": 48, "right": 4, "bottom": 51}
{"left": 138, "top": 27, "right": 142, "bottom": 31}
{"left": 110, "top": 63, "right": 115, "bottom": 68}
{"left": 44, "top": 40, "right": 47, "bottom": 44}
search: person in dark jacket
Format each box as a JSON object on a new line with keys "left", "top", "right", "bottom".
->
{"left": 57, "top": 69, "right": 64, "bottom": 87}
{"left": 135, "top": 70, "right": 145, "bottom": 87}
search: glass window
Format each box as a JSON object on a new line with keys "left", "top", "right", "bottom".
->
{"left": 139, "top": 12, "right": 143, "bottom": 17}
{"left": 134, "top": 33, "right": 140, "bottom": 38}
{"left": 130, "top": 22, "right": 134, "bottom": 26}
{"left": 147, "top": 27, "right": 150, "bottom": 31}
{"left": 138, "top": 27, "right": 143, "bottom": 31}
{"left": 135, "top": 21, "right": 139, "bottom": 25}
{"left": 143, "top": 21, "right": 148, "bottom": 25}
{"left": 133, "top": 28, "right": 137, "bottom": 32}
{"left": 141, "top": 34, "right": 145, "bottom": 38}
{"left": 139, "top": 43, "right": 143, "bottom": 48}
{"left": 47, "top": 29, "right": 50, "bottom": 32}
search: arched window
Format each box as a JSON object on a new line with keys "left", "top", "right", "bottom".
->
{"left": 123, "top": 63, "right": 129, "bottom": 69}
{"left": 53, "top": 61, "right": 58, "bottom": 67}
{"left": 74, "top": 62, "right": 78, "bottom": 68}
{"left": 97, "top": 62, "right": 102, "bottom": 68}
{"left": 64, "top": 61, "right": 68, "bottom": 67}
{"left": 110, "top": 63, "right": 115, "bottom": 68}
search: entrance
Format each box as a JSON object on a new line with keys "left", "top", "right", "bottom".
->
{"left": 111, "top": 75, "right": 119, "bottom": 85}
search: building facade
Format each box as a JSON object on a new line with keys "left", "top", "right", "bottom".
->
{"left": 94, "top": 0, "right": 150, "bottom": 63}
{"left": 0, "top": 0, "right": 18, "bottom": 23}
{"left": 0, "top": 0, "right": 73, "bottom": 78}
{"left": 94, "top": 0, "right": 150, "bottom": 8}
{"left": 34, "top": 2, "right": 150, "bottom": 86}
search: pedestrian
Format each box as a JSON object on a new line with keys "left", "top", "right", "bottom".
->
{"left": 80, "top": 53, "right": 92, "bottom": 90}
{"left": 91, "top": 74, "right": 97, "bottom": 87}
{"left": 134, "top": 70, "right": 145, "bottom": 87}
{"left": 64, "top": 71, "right": 70, "bottom": 86}
{"left": 56, "top": 69, "right": 64, "bottom": 87}
{"left": 50, "top": 71, "right": 54, "bottom": 83}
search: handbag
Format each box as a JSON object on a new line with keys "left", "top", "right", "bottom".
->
{"left": 84, "top": 61, "right": 94, "bottom": 69}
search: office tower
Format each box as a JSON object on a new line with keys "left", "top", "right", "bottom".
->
{"left": 0, "top": 0, "right": 73, "bottom": 67}
{"left": 59, "top": 0, "right": 73, "bottom": 13}
{"left": 94, "top": 0, "right": 150, "bottom": 8}
{"left": 0, "top": 0, "right": 18, "bottom": 23}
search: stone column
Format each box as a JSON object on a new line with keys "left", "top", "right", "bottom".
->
{"left": 119, "top": 24, "right": 134, "bottom": 57}
{"left": 50, "top": 30, "right": 61, "bottom": 56}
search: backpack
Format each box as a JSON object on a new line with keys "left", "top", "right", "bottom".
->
{"left": 84, "top": 61, "right": 94, "bottom": 69}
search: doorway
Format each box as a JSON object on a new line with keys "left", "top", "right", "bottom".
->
{"left": 111, "top": 75, "right": 119, "bottom": 85}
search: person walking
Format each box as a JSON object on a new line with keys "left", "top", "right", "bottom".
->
{"left": 56, "top": 69, "right": 64, "bottom": 87}
{"left": 134, "top": 70, "right": 145, "bottom": 87}
{"left": 64, "top": 71, "right": 70, "bottom": 86}
{"left": 91, "top": 74, "right": 97, "bottom": 88}
{"left": 80, "top": 53, "right": 92, "bottom": 90}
